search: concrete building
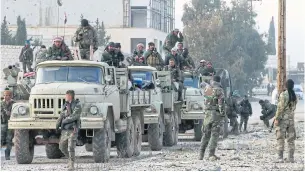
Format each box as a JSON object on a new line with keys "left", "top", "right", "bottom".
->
{"left": 3, "top": 0, "right": 175, "bottom": 55}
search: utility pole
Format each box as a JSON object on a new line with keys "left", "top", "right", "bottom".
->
{"left": 277, "top": 0, "right": 286, "bottom": 94}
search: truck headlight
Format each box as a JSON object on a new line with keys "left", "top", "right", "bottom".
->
{"left": 192, "top": 103, "right": 200, "bottom": 110}
{"left": 18, "top": 106, "right": 27, "bottom": 115}
{"left": 89, "top": 106, "right": 98, "bottom": 115}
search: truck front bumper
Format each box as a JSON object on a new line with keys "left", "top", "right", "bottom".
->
{"left": 8, "top": 118, "right": 105, "bottom": 129}
{"left": 181, "top": 110, "right": 204, "bottom": 120}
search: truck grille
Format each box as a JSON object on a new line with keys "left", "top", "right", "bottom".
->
{"left": 34, "top": 98, "right": 54, "bottom": 108}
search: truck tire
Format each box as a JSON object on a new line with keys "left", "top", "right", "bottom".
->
{"left": 194, "top": 120, "right": 203, "bottom": 141}
{"left": 116, "top": 117, "right": 134, "bottom": 158}
{"left": 163, "top": 113, "right": 176, "bottom": 146}
{"left": 148, "top": 116, "right": 163, "bottom": 151}
{"left": 93, "top": 117, "right": 111, "bottom": 163}
{"left": 85, "top": 144, "right": 93, "bottom": 152}
{"left": 15, "top": 130, "right": 34, "bottom": 164}
{"left": 133, "top": 115, "right": 142, "bottom": 156}
{"left": 45, "top": 143, "right": 64, "bottom": 159}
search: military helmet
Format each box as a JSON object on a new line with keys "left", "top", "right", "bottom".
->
{"left": 114, "top": 43, "right": 121, "bottom": 48}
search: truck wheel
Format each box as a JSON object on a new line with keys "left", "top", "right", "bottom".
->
{"left": 163, "top": 113, "right": 176, "bottom": 146}
{"left": 173, "top": 112, "right": 179, "bottom": 145}
{"left": 85, "top": 144, "right": 93, "bottom": 152}
{"left": 116, "top": 117, "right": 134, "bottom": 158}
{"left": 133, "top": 115, "right": 142, "bottom": 156}
{"left": 148, "top": 116, "right": 163, "bottom": 151}
{"left": 46, "top": 143, "right": 64, "bottom": 159}
{"left": 93, "top": 117, "right": 111, "bottom": 163}
{"left": 194, "top": 120, "right": 203, "bottom": 141}
{"left": 15, "top": 130, "right": 34, "bottom": 164}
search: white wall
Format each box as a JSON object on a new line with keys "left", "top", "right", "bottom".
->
{"left": 131, "top": 0, "right": 150, "bottom": 6}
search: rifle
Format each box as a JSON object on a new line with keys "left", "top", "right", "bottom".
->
{"left": 269, "top": 119, "right": 275, "bottom": 133}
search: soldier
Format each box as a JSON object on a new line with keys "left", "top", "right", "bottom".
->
{"left": 133, "top": 43, "right": 145, "bottom": 58}
{"left": 35, "top": 45, "right": 48, "bottom": 65}
{"left": 196, "top": 60, "right": 207, "bottom": 75}
{"left": 114, "top": 43, "right": 125, "bottom": 63}
{"left": 176, "top": 42, "right": 184, "bottom": 56}
{"left": 19, "top": 40, "right": 33, "bottom": 73}
{"left": 1, "top": 88, "right": 15, "bottom": 160}
{"left": 163, "top": 28, "right": 184, "bottom": 54}
{"left": 274, "top": 79, "right": 297, "bottom": 163}
{"left": 180, "top": 48, "right": 195, "bottom": 70}
{"left": 164, "top": 47, "right": 184, "bottom": 70}
{"left": 56, "top": 90, "right": 81, "bottom": 171}
{"left": 225, "top": 92, "right": 240, "bottom": 135}
{"left": 47, "top": 37, "right": 73, "bottom": 61}
{"left": 143, "top": 42, "right": 164, "bottom": 70}
{"left": 199, "top": 75, "right": 224, "bottom": 161}
{"left": 101, "top": 42, "right": 124, "bottom": 67}
{"left": 202, "top": 61, "right": 216, "bottom": 76}
{"left": 164, "top": 58, "right": 183, "bottom": 101}
{"left": 259, "top": 99, "right": 277, "bottom": 128}
{"left": 239, "top": 95, "right": 252, "bottom": 133}
{"left": 12, "top": 62, "right": 21, "bottom": 73}
{"left": 73, "top": 19, "right": 98, "bottom": 60}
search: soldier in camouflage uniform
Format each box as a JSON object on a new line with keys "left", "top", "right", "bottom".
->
{"left": 163, "top": 28, "right": 184, "bottom": 55}
{"left": 47, "top": 37, "right": 72, "bottom": 61}
{"left": 114, "top": 43, "right": 125, "bottom": 64}
{"left": 101, "top": 42, "right": 124, "bottom": 67}
{"left": 239, "top": 95, "right": 252, "bottom": 133}
{"left": 143, "top": 42, "right": 164, "bottom": 70}
{"left": 274, "top": 79, "right": 297, "bottom": 163}
{"left": 259, "top": 99, "right": 276, "bottom": 128}
{"left": 165, "top": 47, "right": 184, "bottom": 70}
{"left": 35, "top": 45, "right": 48, "bottom": 65}
{"left": 196, "top": 60, "right": 207, "bottom": 75}
{"left": 180, "top": 48, "right": 195, "bottom": 70}
{"left": 164, "top": 58, "right": 183, "bottom": 101}
{"left": 199, "top": 75, "right": 224, "bottom": 161}
{"left": 56, "top": 90, "right": 81, "bottom": 171}
{"left": 19, "top": 40, "right": 33, "bottom": 73}
{"left": 73, "top": 19, "right": 98, "bottom": 60}
{"left": 225, "top": 92, "right": 240, "bottom": 135}
{"left": 3, "top": 65, "right": 19, "bottom": 99}
{"left": 133, "top": 43, "right": 145, "bottom": 58}
{"left": 1, "top": 88, "right": 15, "bottom": 160}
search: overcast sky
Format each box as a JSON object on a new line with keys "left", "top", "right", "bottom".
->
{"left": 175, "top": 0, "right": 305, "bottom": 67}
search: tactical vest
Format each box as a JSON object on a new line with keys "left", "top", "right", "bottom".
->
{"left": 147, "top": 54, "right": 160, "bottom": 67}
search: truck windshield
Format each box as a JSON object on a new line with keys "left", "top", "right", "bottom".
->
{"left": 184, "top": 75, "right": 199, "bottom": 88}
{"left": 131, "top": 71, "right": 153, "bottom": 89}
{"left": 36, "top": 66, "right": 102, "bottom": 84}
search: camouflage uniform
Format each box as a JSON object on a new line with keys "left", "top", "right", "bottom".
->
{"left": 163, "top": 31, "right": 184, "bottom": 54}
{"left": 46, "top": 43, "right": 72, "bottom": 61}
{"left": 73, "top": 25, "right": 98, "bottom": 60}
{"left": 260, "top": 100, "right": 276, "bottom": 127}
{"left": 199, "top": 81, "right": 224, "bottom": 160}
{"left": 179, "top": 49, "right": 195, "bottom": 69}
{"left": 19, "top": 46, "right": 33, "bottom": 72}
{"left": 225, "top": 96, "right": 239, "bottom": 134}
{"left": 274, "top": 90, "right": 297, "bottom": 163}
{"left": 1, "top": 98, "right": 15, "bottom": 160}
{"left": 143, "top": 49, "right": 164, "bottom": 70}
{"left": 165, "top": 53, "right": 184, "bottom": 70}
{"left": 35, "top": 48, "right": 48, "bottom": 65}
{"left": 239, "top": 98, "right": 252, "bottom": 132}
{"left": 101, "top": 50, "right": 124, "bottom": 67}
{"left": 56, "top": 99, "right": 81, "bottom": 171}
{"left": 164, "top": 65, "right": 183, "bottom": 101}
{"left": 3, "top": 66, "right": 18, "bottom": 99}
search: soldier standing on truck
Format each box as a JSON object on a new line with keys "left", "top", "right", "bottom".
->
{"left": 143, "top": 42, "right": 164, "bottom": 70}
{"left": 47, "top": 37, "right": 73, "bottom": 61}
{"left": 196, "top": 60, "right": 206, "bottom": 75}
{"left": 1, "top": 88, "right": 15, "bottom": 160}
{"left": 19, "top": 40, "right": 33, "bottom": 73}
{"left": 180, "top": 48, "right": 195, "bottom": 70}
{"left": 101, "top": 42, "right": 124, "bottom": 67}
{"left": 56, "top": 90, "right": 81, "bottom": 171}
{"left": 163, "top": 29, "right": 184, "bottom": 55}
{"left": 73, "top": 19, "right": 98, "bottom": 60}
{"left": 114, "top": 43, "right": 125, "bottom": 67}
{"left": 165, "top": 47, "right": 184, "bottom": 70}
{"left": 199, "top": 75, "right": 224, "bottom": 161}
{"left": 35, "top": 45, "right": 48, "bottom": 65}
{"left": 164, "top": 58, "right": 183, "bottom": 101}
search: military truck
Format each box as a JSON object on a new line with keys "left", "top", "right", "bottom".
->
{"left": 180, "top": 70, "right": 205, "bottom": 141}
{"left": 156, "top": 71, "right": 183, "bottom": 146}
{"left": 8, "top": 60, "right": 151, "bottom": 164}
{"left": 199, "top": 68, "right": 232, "bottom": 138}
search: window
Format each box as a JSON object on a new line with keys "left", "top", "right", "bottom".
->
{"left": 131, "top": 6, "right": 147, "bottom": 28}
{"left": 131, "top": 71, "right": 154, "bottom": 89}
{"left": 36, "top": 66, "right": 102, "bottom": 84}
{"left": 159, "top": 40, "right": 163, "bottom": 54}
{"left": 183, "top": 74, "right": 199, "bottom": 88}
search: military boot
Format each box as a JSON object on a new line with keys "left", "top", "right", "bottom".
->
{"left": 288, "top": 149, "right": 294, "bottom": 163}
{"left": 68, "top": 152, "right": 75, "bottom": 171}
{"left": 5, "top": 149, "right": 10, "bottom": 160}
{"left": 276, "top": 150, "right": 284, "bottom": 163}
{"left": 199, "top": 149, "right": 205, "bottom": 160}
{"left": 208, "top": 149, "right": 220, "bottom": 161}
